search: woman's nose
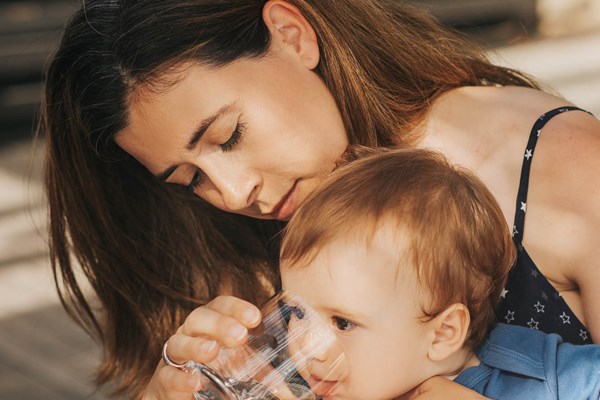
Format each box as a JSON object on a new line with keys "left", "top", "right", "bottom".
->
{"left": 200, "top": 161, "right": 261, "bottom": 211}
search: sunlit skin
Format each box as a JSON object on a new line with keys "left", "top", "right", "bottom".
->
{"left": 117, "top": 1, "right": 600, "bottom": 398}
{"left": 115, "top": 2, "right": 597, "bottom": 340}
{"left": 281, "top": 226, "right": 477, "bottom": 400}
{"left": 116, "top": 54, "right": 348, "bottom": 220}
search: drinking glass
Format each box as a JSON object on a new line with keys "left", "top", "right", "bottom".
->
{"left": 166, "top": 291, "right": 346, "bottom": 400}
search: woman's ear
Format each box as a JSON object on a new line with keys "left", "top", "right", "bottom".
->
{"left": 262, "top": 0, "right": 320, "bottom": 69}
{"left": 427, "top": 304, "right": 470, "bottom": 362}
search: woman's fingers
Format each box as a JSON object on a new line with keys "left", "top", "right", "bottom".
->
{"left": 166, "top": 333, "right": 220, "bottom": 365}
{"left": 179, "top": 295, "right": 261, "bottom": 347}
{"left": 144, "top": 296, "right": 263, "bottom": 400}
{"left": 143, "top": 361, "right": 204, "bottom": 400}
{"left": 157, "top": 365, "right": 203, "bottom": 396}
{"left": 205, "top": 295, "right": 262, "bottom": 327}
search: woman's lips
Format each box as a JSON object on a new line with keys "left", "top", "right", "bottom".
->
{"left": 270, "top": 181, "right": 297, "bottom": 220}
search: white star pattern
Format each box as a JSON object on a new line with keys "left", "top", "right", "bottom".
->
{"left": 536, "top": 129, "right": 541, "bottom": 137}
{"left": 527, "top": 318, "right": 539, "bottom": 330}
{"left": 520, "top": 202, "right": 527, "bottom": 212}
{"left": 512, "top": 226, "right": 518, "bottom": 237}
{"left": 501, "top": 288, "right": 508, "bottom": 298}
{"left": 579, "top": 330, "right": 589, "bottom": 341}
{"left": 524, "top": 149, "right": 533, "bottom": 160}
{"left": 559, "top": 312, "right": 571, "bottom": 324}
{"left": 533, "top": 301, "right": 545, "bottom": 313}
{"left": 504, "top": 310, "right": 515, "bottom": 324}
{"left": 530, "top": 269, "right": 539, "bottom": 278}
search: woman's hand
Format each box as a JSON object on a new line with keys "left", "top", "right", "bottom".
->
{"left": 409, "top": 376, "right": 490, "bottom": 400}
{"left": 142, "top": 295, "right": 261, "bottom": 400}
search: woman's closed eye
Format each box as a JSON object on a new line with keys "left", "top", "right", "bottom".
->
{"left": 186, "top": 121, "right": 246, "bottom": 192}
{"left": 187, "top": 168, "right": 203, "bottom": 192}
{"left": 220, "top": 121, "right": 245, "bottom": 152}
{"left": 332, "top": 316, "right": 356, "bottom": 332}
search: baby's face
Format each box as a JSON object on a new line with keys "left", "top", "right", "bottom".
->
{"left": 281, "top": 227, "right": 435, "bottom": 400}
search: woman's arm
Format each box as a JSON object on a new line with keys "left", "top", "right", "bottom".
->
{"left": 525, "top": 109, "right": 600, "bottom": 343}
{"left": 409, "top": 377, "right": 490, "bottom": 400}
{"left": 555, "top": 115, "right": 600, "bottom": 343}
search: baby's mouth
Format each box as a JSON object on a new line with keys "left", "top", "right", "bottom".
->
{"left": 306, "top": 374, "right": 338, "bottom": 397}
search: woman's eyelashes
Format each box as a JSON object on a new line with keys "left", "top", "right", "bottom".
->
{"left": 332, "top": 316, "right": 356, "bottom": 332}
{"left": 220, "top": 121, "right": 245, "bottom": 152}
{"left": 186, "top": 122, "right": 246, "bottom": 191}
{"left": 187, "top": 169, "right": 203, "bottom": 192}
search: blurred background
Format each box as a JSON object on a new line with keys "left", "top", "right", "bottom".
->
{"left": 1, "top": 0, "right": 599, "bottom": 399}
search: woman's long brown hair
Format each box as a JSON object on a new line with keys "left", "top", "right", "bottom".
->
{"left": 41, "top": 0, "right": 538, "bottom": 398}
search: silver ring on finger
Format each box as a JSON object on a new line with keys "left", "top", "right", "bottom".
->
{"left": 162, "top": 341, "right": 196, "bottom": 372}
{"left": 162, "top": 342, "right": 239, "bottom": 399}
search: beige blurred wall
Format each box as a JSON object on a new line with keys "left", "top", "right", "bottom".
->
{"left": 538, "top": 0, "right": 600, "bottom": 36}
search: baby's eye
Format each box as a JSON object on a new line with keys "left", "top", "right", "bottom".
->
{"left": 332, "top": 316, "right": 356, "bottom": 332}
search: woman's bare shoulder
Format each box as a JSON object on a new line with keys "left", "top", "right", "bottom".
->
{"left": 429, "top": 86, "right": 575, "bottom": 133}
{"left": 422, "top": 86, "right": 579, "bottom": 167}
{"left": 439, "top": 86, "right": 600, "bottom": 341}
{"left": 528, "top": 97, "right": 600, "bottom": 208}
{"left": 529, "top": 104, "right": 600, "bottom": 256}
{"left": 458, "top": 85, "right": 576, "bottom": 118}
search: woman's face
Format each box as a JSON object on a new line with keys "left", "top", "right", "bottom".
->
{"left": 116, "top": 54, "right": 348, "bottom": 220}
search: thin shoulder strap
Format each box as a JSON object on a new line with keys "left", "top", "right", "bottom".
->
{"left": 512, "top": 106, "right": 593, "bottom": 245}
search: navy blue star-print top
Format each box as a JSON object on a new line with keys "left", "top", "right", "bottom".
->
{"left": 495, "top": 106, "right": 593, "bottom": 344}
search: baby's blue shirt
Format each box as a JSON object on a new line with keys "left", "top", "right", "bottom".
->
{"left": 454, "top": 323, "right": 600, "bottom": 399}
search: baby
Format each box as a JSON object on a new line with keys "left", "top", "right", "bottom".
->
{"left": 279, "top": 148, "right": 600, "bottom": 400}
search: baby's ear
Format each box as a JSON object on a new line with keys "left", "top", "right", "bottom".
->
{"left": 426, "top": 304, "right": 470, "bottom": 362}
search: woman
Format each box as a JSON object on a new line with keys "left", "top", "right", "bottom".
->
{"left": 42, "top": 0, "right": 600, "bottom": 399}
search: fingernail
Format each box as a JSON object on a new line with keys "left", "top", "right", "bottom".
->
{"left": 229, "top": 325, "right": 247, "bottom": 342}
{"left": 242, "top": 308, "right": 260, "bottom": 323}
{"left": 200, "top": 340, "right": 216, "bottom": 353}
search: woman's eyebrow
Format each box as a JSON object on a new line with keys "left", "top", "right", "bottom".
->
{"left": 185, "top": 103, "right": 232, "bottom": 150}
{"left": 155, "top": 103, "right": 233, "bottom": 181}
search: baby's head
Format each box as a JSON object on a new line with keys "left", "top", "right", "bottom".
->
{"left": 280, "top": 148, "right": 515, "bottom": 399}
